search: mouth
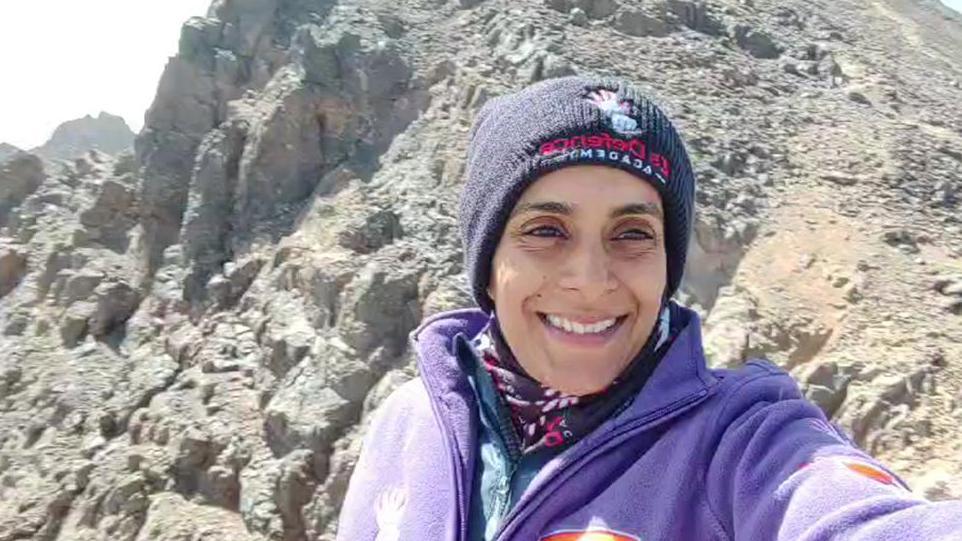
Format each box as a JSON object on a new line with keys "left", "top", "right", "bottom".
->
{"left": 536, "top": 312, "right": 628, "bottom": 346}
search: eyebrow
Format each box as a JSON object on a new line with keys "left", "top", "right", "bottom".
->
{"left": 610, "top": 202, "right": 664, "bottom": 220}
{"left": 510, "top": 201, "right": 573, "bottom": 217}
{"left": 510, "top": 201, "right": 664, "bottom": 220}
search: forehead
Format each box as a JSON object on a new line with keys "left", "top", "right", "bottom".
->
{"left": 517, "top": 165, "right": 662, "bottom": 209}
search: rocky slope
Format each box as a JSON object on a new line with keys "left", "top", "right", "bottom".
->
{"left": 31, "top": 112, "right": 135, "bottom": 163}
{"left": 1, "top": 0, "right": 961, "bottom": 539}
{"left": 0, "top": 144, "right": 22, "bottom": 163}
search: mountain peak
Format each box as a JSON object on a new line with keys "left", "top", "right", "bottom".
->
{"left": 31, "top": 112, "right": 134, "bottom": 162}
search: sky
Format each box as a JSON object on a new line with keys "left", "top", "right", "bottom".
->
{"left": 0, "top": 1, "right": 212, "bottom": 149}
{"left": 0, "top": 1, "right": 960, "bottom": 149}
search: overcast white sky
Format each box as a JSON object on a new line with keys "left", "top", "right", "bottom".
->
{"left": 0, "top": 1, "right": 960, "bottom": 149}
{"left": 0, "top": 1, "right": 211, "bottom": 149}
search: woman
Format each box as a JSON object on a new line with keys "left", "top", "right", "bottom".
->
{"left": 336, "top": 76, "right": 962, "bottom": 540}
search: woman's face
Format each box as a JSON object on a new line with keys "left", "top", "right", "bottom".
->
{"left": 487, "top": 165, "right": 667, "bottom": 396}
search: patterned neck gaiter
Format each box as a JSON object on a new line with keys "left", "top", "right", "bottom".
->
{"left": 470, "top": 304, "right": 676, "bottom": 455}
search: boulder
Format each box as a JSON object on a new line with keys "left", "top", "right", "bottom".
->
{"left": 0, "top": 153, "right": 44, "bottom": 226}
{"left": 0, "top": 244, "right": 28, "bottom": 298}
{"left": 572, "top": 0, "right": 620, "bottom": 19}
{"left": 88, "top": 281, "right": 140, "bottom": 337}
{"left": 614, "top": 9, "right": 672, "bottom": 37}
{"left": 732, "top": 24, "right": 784, "bottom": 59}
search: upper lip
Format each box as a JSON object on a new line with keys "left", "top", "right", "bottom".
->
{"left": 538, "top": 312, "right": 626, "bottom": 325}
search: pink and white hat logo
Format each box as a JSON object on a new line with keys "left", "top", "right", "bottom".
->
{"left": 587, "top": 89, "right": 642, "bottom": 137}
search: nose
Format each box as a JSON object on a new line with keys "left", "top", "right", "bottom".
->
{"left": 556, "top": 238, "right": 617, "bottom": 301}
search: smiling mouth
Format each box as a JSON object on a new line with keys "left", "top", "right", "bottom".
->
{"left": 536, "top": 312, "right": 629, "bottom": 336}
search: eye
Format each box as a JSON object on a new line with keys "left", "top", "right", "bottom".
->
{"left": 524, "top": 225, "right": 566, "bottom": 238}
{"left": 614, "top": 228, "right": 654, "bottom": 241}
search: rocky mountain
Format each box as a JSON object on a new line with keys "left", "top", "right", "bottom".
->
{"left": 31, "top": 112, "right": 135, "bottom": 163}
{"left": 0, "top": 143, "right": 22, "bottom": 163}
{"left": 1, "top": 0, "right": 961, "bottom": 539}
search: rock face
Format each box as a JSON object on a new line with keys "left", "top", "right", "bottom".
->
{"left": 32, "top": 112, "right": 135, "bottom": 162}
{"left": 1, "top": 0, "right": 962, "bottom": 539}
{"left": 0, "top": 142, "right": 22, "bottom": 163}
{"left": 0, "top": 153, "right": 45, "bottom": 227}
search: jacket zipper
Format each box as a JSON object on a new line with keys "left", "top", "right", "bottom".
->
{"left": 489, "top": 459, "right": 518, "bottom": 539}
{"left": 492, "top": 388, "right": 711, "bottom": 541}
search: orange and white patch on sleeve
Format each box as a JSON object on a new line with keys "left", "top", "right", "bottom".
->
{"left": 843, "top": 460, "right": 898, "bottom": 485}
{"left": 540, "top": 528, "right": 640, "bottom": 541}
{"left": 798, "top": 456, "right": 908, "bottom": 490}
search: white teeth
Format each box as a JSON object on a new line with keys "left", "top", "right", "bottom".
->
{"left": 545, "top": 314, "right": 618, "bottom": 334}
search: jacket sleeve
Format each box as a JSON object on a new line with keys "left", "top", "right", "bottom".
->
{"left": 705, "top": 361, "right": 962, "bottom": 541}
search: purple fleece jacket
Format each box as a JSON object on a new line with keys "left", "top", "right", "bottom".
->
{"left": 337, "top": 306, "right": 962, "bottom": 540}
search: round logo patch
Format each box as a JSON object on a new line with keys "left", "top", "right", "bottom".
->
{"left": 541, "top": 529, "right": 640, "bottom": 541}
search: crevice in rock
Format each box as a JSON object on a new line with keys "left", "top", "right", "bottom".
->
{"left": 681, "top": 213, "right": 756, "bottom": 314}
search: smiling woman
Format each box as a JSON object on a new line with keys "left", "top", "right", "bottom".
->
{"left": 336, "top": 76, "right": 962, "bottom": 541}
{"left": 487, "top": 166, "right": 667, "bottom": 396}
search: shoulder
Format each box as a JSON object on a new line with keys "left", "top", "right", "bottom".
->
{"left": 698, "top": 359, "right": 847, "bottom": 448}
{"left": 370, "top": 377, "right": 431, "bottom": 428}
{"left": 353, "top": 378, "right": 435, "bottom": 465}
{"left": 709, "top": 359, "right": 806, "bottom": 415}
{"left": 700, "top": 359, "right": 856, "bottom": 455}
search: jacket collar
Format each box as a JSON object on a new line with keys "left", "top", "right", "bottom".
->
{"left": 409, "top": 304, "right": 718, "bottom": 427}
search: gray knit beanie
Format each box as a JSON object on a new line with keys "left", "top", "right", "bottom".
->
{"left": 458, "top": 76, "right": 696, "bottom": 314}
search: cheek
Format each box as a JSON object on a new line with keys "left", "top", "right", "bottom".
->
{"left": 489, "top": 251, "right": 550, "bottom": 304}
{"left": 616, "top": 259, "right": 667, "bottom": 302}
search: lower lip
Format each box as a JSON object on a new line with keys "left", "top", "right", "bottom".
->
{"left": 538, "top": 313, "right": 627, "bottom": 347}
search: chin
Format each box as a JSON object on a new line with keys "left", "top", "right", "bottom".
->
{"left": 554, "top": 377, "right": 613, "bottom": 397}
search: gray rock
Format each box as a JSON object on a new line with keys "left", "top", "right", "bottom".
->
{"left": 843, "top": 282, "right": 863, "bottom": 303}
{"left": 135, "top": 493, "right": 259, "bottom": 541}
{"left": 822, "top": 171, "right": 858, "bottom": 186}
{"left": 31, "top": 112, "right": 134, "bottom": 162}
{"left": 666, "top": 0, "right": 725, "bottom": 36}
{"left": 847, "top": 90, "right": 872, "bottom": 105}
{"left": 712, "top": 151, "right": 746, "bottom": 176}
{"left": 3, "top": 310, "right": 30, "bottom": 336}
{"left": 88, "top": 281, "right": 140, "bottom": 337}
{"left": 807, "top": 384, "right": 846, "bottom": 417}
{"left": 0, "top": 142, "right": 22, "bottom": 162}
{"left": 542, "top": 53, "right": 577, "bottom": 79}
{"left": 614, "top": 9, "right": 672, "bottom": 37}
{"left": 0, "top": 153, "right": 45, "bottom": 227}
{"left": 337, "top": 210, "right": 403, "bottom": 254}
{"left": 337, "top": 262, "right": 422, "bottom": 355}
{"left": 79, "top": 178, "right": 138, "bottom": 252}
{"left": 572, "top": 0, "right": 619, "bottom": 19}
{"left": 569, "top": 7, "right": 589, "bottom": 27}
{"left": 61, "top": 269, "right": 105, "bottom": 305}
{"left": 882, "top": 229, "right": 920, "bottom": 253}
{"left": 732, "top": 24, "right": 784, "bottom": 59}
{"left": 421, "top": 274, "right": 474, "bottom": 318}
{"left": 264, "top": 355, "right": 360, "bottom": 456}
{"left": 799, "top": 361, "right": 851, "bottom": 417}
{"left": 702, "top": 287, "right": 756, "bottom": 367}
{"left": 934, "top": 276, "right": 962, "bottom": 296}
{"left": 60, "top": 301, "right": 96, "bottom": 346}
{"left": 0, "top": 244, "right": 28, "bottom": 298}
